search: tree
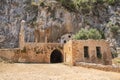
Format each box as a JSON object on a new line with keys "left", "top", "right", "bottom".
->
{"left": 57, "top": 0, "right": 118, "bottom": 12}
{"left": 74, "top": 28, "right": 102, "bottom": 40}
{"left": 88, "top": 28, "right": 102, "bottom": 40}
{"left": 74, "top": 28, "right": 88, "bottom": 40}
{"left": 110, "top": 25, "right": 119, "bottom": 35}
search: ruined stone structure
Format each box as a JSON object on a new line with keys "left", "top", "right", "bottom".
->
{"left": 0, "top": 20, "right": 112, "bottom": 65}
{"left": 64, "top": 40, "right": 112, "bottom": 65}
{"left": 0, "top": 38, "right": 112, "bottom": 65}
{"left": 0, "top": 39, "right": 112, "bottom": 65}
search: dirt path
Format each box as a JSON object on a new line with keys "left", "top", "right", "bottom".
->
{"left": 0, "top": 63, "right": 120, "bottom": 80}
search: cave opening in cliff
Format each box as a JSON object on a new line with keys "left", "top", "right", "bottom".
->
{"left": 50, "top": 49, "right": 63, "bottom": 63}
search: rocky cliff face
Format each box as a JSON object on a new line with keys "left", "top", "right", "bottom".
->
{"left": 0, "top": 0, "right": 120, "bottom": 49}
{"left": 0, "top": 0, "right": 37, "bottom": 48}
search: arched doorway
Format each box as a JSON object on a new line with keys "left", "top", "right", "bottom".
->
{"left": 50, "top": 49, "right": 63, "bottom": 63}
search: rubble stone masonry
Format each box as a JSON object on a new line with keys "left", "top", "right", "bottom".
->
{"left": 64, "top": 40, "right": 112, "bottom": 65}
{"left": 0, "top": 38, "right": 112, "bottom": 65}
{"left": 0, "top": 43, "right": 63, "bottom": 63}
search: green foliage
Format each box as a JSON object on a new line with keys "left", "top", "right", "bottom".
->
{"left": 73, "top": 0, "right": 96, "bottom": 10}
{"left": 74, "top": 28, "right": 88, "bottom": 40}
{"left": 88, "top": 29, "right": 102, "bottom": 40}
{"left": 112, "top": 53, "right": 118, "bottom": 58}
{"left": 110, "top": 25, "right": 119, "bottom": 35}
{"left": 57, "top": 0, "right": 75, "bottom": 11}
{"left": 107, "top": 21, "right": 120, "bottom": 36}
{"left": 104, "top": 0, "right": 117, "bottom": 4}
{"left": 57, "top": 0, "right": 118, "bottom": 12}
{"left": 31, "top": 0, "right": 119, "bottom": 13}
{"left": 74, "top": 28, "right": 102, "bottom": 40}
{"left": 96, "top": 0, "right": 117, "bottom": 4}
{"left": 99, "top": 30, "right": 105, "bottom": 39}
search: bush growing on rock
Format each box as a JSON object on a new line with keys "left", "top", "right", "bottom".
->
{"left": 88, "top": 29, "right": 102, "bottom": 40}
{"left": 74, "top": 28, "right": 102, "bottom": 40}
{"left": 57, "top": 0, "right": 118, "bottom": 11}
{"left": 73, "top": 28, "right": 88, "bottom": 40}
{"left": 110, "top": 25, "right": 119, "bottom": 35}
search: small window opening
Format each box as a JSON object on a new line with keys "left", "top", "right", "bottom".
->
{"left": 64, "top": 40, "right": 66, "bottom": 43}
{"left": 96, "top": 47, "right": 102, "bottom": 59}
{"left": 84, "top": 46, "right": 89, "bottom": 58}
{"left": 68, "top": 35, "right": 71, "bottom": 38}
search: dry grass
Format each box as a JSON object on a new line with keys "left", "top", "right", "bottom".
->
{"left": 0, "top": 63, "right": 120, "bottom": 80}
{"left": 112, "top": 58, "right": 120, "bottom": 66}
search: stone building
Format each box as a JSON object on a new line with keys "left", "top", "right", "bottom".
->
{"left": 0, "top": 38, "right": 112, "bottom": 65}
{"left": 64, "top": 40, "right": 112, "bottom": 65}
{"left": 0, "top": 21, "right": 112, "bottom": 65}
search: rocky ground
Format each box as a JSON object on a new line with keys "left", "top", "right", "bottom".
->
{"left": 0, "top": 63, "right": 120, "bottom": 80}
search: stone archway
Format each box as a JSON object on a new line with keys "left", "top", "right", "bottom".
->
{"left": 50, "top": 49, "right": 63, "bottom": 63}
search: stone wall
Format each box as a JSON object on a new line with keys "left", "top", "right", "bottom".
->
{"left": 76, "top": 62, "right": 120, "bottom": 73}
{"left": 64, "top": 40, "right": 112, "bottom": 65}
{"left": 0, "top": 49, "right": 16, "bottom": 61}
{"left": 0, "top": 39, "right": 112, "bottom": 65}
{"left": 64, "top": 40, "right": 73, "bottom": 65}
{"left": 0, "top": 43, "right": 64, "bottom": 63}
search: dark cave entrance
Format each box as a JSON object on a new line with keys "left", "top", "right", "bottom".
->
{"left": 50, "top": 49, "right": 63, "bottom": 63}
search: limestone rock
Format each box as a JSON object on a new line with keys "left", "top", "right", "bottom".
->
{"left": 0, "top": 0, "right": 120, "bottom": 48}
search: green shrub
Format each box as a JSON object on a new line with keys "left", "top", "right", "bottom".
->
{"left": 73, "top": 0, "right": 96, "bottom": 10}
{"left": 57, "top": 0, "right": 75, "bottom": 11}
{"left": 104, "top": 0, "right": 117, "bottom": 4}
{"left": 112, "top": 53, "right": 118, "bottom": 58}
{"left": 74, "top": 28, "right": 88, "bottom": 40}
{"left": 88, "top": 29, "right": 102, "bottom": 40}
{"left": 57, "top": 0, "right": 118, "bottom": 12}
{"left": 110, "top": 25, "right": 119, "bottom": 35}
{"left": 74, "top": 28, "right": 102, "bottom": 40}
